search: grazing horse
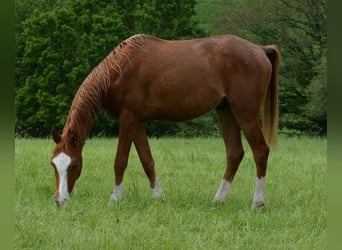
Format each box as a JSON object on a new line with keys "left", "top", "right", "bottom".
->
{"left": 50, "top": 34, "right": 281, "bottom": 208}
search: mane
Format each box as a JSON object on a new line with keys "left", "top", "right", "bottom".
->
{"left": 62, "top": 34, "right": 147, "bottom": 147}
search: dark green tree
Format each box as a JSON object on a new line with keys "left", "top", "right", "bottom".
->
{"left": 15, "top": 0, "right": 205, "bottom": 137}
{"left": 211, "top": 0, "right": 327, "bottom": 135}
{"left": 16, "top": 1, "right": 126, "bottom": 136}
{"left": 304, "top": 50, "right": 327, "bottom": 135}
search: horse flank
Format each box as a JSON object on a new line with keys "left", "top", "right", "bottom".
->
{"left": 62, "top": 34, "right": 146, "bottom": 145}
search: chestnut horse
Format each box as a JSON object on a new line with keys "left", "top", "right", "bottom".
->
{"left": 50, "top": 34, "right": 281, "bottom": 208}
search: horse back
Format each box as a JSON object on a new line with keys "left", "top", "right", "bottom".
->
{"left": 104, "top": 35, "right": 272, "bottom": 121}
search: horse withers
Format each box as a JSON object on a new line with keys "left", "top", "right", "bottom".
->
{"left": 50, "top": 34, "right": 281, "bottom": 208}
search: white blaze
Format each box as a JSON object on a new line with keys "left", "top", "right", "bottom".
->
{"left": 52, "top": 152, "right": 71, "bottom": 202}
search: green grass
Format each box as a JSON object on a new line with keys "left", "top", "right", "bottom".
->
{"left": 15, "top": 136, "right": 326, "bottom": 249}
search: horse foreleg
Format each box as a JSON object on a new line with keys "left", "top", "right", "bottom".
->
{"left": 111, "top": 110, "right": 139, "bottom": 202}
{"left": 214, "top": 105, "right": 244, "bottom": 202}
{"left": 133, "top": 123, "right": 164, "bottom": 199}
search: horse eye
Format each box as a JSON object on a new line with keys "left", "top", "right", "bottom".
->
{"left": 69, "top": 164, "right": 80, "bottom": 171}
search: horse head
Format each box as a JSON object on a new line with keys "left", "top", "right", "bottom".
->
{"left": 50, "top": 128, "right": 83, "bottom": 206}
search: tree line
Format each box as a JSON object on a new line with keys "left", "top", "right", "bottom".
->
{"left": 15, "top": 0, "right": 327, "bottom": 137}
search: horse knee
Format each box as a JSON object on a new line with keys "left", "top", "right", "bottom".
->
{"left": 258, "top": 144, "right": 269, "bottom": 163}
{"left": 224, "top": 149, "right": 244, "bottom": 181}
{"left": 114, "top": 158, "right": 128, "bottom": 181}
{"left": 228, "top": 149, "right": 244, "bottom": 166}
{"left": 142, "top": 160, "right": 155, "bottom": 177}
{"left": 254, "top": 144, "right": 269, "bottom": 177}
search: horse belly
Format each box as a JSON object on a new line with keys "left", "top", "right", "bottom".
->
{"left": 143, "top": 83, "right": 222, "bottom": 122}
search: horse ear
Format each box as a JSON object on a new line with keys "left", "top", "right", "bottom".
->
{"left": 51, "top": 128, "right": 61, "bottom": 144}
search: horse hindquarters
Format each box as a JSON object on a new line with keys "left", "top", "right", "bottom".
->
{"left": 214, "top": 46, "right": 278, "bottom": 208}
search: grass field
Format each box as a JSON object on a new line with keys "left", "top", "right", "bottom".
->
{"left": 15, "top": 136, "right": 326, "bottom": 249}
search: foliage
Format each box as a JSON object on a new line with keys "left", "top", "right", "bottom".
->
{"left": 304, "top": 50, "right": 327, "bottom": 134}
{"left": 15, "top": 0, "right": 327, "bottom": 137}
{"left": 209, "top": 0, "right": 327, "bottom": 135}
{"left": 15, "top": 0, "right": 204, "bottom": 136}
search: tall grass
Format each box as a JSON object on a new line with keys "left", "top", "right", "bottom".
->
{"left": 15, "top": 136, "right": 326, "bottom": 249}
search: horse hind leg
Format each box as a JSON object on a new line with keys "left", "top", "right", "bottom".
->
{"left": 214, "top": 100, "right": 244, "bottom": 202}
{"left": 133, "top": 123, "right": 164, "bottom": 199}
{"left": 239, "top": 119, "right": 269, "bottom": 208}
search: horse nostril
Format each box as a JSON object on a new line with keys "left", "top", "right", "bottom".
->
{"left": 55, "top": 198, "right": 60, "bottom": 207}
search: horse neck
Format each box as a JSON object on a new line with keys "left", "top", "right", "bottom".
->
{"left": 62, "top": 68, "right": 110, "bottom": 148}
{"left": 61, "top": 35, "right": 146, "bottom": 147}
{"left": 62, "top": 107, "right": 95, "bottom": 149}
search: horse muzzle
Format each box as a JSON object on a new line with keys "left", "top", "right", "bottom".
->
{"left": 54, "top": 193, "right": 70, "bottom": 207}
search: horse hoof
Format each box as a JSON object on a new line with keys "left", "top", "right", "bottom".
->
{"left": 252, "top": 201, "right": 265, "bottom": 209}
{"left": 110, "top": 193, "right": 122, "bottom": 203}
{"left": 213, "top": 197, "right": 225, "bottom": 203}
{"left": 152, "top": 191, "right": 165, "bottom": 200}
{"left": 152, "top": 178, "right": 164, "bottom": 199}
{"left": 152, "top": 188, "right": 165, "bottom": 198}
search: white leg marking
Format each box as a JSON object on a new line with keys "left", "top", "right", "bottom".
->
{"left": 111, "top": 182, "right": 123, "bottom": 202}
{"left": 252, "top": 176, "right": 265, "bottom": 208}
{"left": 152, "top": 177, "right": 164, "bottom": 199}
{"left": 52, "top": 152, "right": 71, "bottom": 203}
{"left": 214, "top": 179, "right": 231, "bottom": 202}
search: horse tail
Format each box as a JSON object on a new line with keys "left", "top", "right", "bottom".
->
{"left": 262, "top": 46, "right": 281, "bottom": 150}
